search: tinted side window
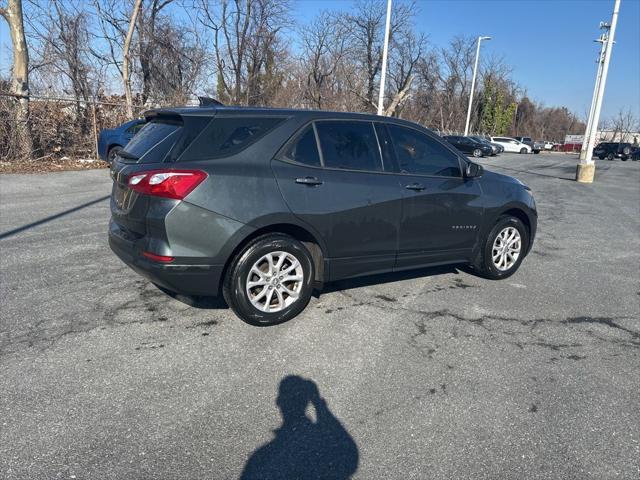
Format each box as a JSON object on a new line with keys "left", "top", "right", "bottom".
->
{"left": 388, "top": 125, "right": 461, "bottom": 177}
{"left": 187, "top": 116, "right": 285, "bottom": 160}
{"left": 283, "top": 126, "right": 321, "bottom": 166}
{"left": 315, "top": 121, "right": 382, "bottom": 172}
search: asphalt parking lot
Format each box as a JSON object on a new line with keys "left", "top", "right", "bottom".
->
{"left": 1, "top": 152, "right": 639, "bottom": 479}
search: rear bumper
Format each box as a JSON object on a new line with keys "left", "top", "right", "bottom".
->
{"left": 109, "top": 222, "right": 223, "bottom": 296}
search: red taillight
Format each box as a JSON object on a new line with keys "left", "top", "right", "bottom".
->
{"left": 128, "top": 169, "right": 207, "bottom": 200}
{"left": 142, "top": 251, "right": 175, "bottom": 263}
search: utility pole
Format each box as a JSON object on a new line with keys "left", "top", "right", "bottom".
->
{"left": 464, "top": 36, "right": 491, "bottom": 136}
{"left": 377, "top": 0, "right": 392, "bottom": 116}
{"left": 579, "top": 30, "right": 608, "bottom": 160}
{"left": 576, "top": 0, "right": 621, "bottom": 183}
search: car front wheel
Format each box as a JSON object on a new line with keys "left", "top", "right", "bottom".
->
{"left": 473, "top": 215, "right": 529, "bottom": 280}
{"left": 607, "top": 153, "right": 615, "bottom": 161}
{"left": 473, "top": 148, "right": 483, "bottom": 158}
{"left": 223, "top": 233, "right": 315, "bottom": 326}
{"left": 519, "top": 147, "right": 528, "bottom": 154}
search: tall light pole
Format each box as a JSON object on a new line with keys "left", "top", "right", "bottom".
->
{"left": 577, "top": 0, "right": 621, "bottom": 183}
{"left": 464, "top": 36, "right": 491, "bottom": 136}
{"left": 579, "top": 30, "right": 609, "bottom": 160}
{"left": 377, "top": 0, "right": 392, "bottom": 116}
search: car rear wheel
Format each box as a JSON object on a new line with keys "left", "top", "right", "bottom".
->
{"left": 519, "top": 147, "right": 528, "bottom": 154}
{"left": 107, "top": 146, "right": 122, "bottom": 164}
{"left": 473, "top": 215, "right": 529, "bottom": 280}
{"left": 607, "top": 153, "right": 615, "bottom": 161}
{"left": 473, "top": 148, "right": 483, "bottom": 158}
{"left": 223, "top": 233, "right": 315, "bottom": 326}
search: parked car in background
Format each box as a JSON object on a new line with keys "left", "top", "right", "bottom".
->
{"left": 490, "top": 137, "right": 532, "bottom": 154}
{"left": 593, "top": 142, "right": 635, "bottom": 161}
{"left": 514, "top": 136, "right": 542, "bottom": 154}
{"left": 98, "top": 119, "right": 145, "bottom": 164}
{"left": 109, "top": 106, "right": 537, "bottom": 325}
{"left": 479, "top": 136, "right": 505, "bottom": 154}
{"left": 442, "top": 135, "right": 493, "bottom": 157}
{"left": 533, "top": 140, "right": 544, "bottom": 154}
{"left": 544, "top": 141, "right": 555, "bottom": 150}
{"left": 468, "top": 136, "right": 500, "bottom": 156}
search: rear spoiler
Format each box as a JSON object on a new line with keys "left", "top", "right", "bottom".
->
{"left": 142, "top": 96, "right": 224, "bottom": 123}
{"left": 143, "top": 110, "right": 184, "bottom": 125}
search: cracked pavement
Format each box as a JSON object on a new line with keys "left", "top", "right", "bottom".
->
{"left": 1, "top": 153, "right": 639, "bottom": 479}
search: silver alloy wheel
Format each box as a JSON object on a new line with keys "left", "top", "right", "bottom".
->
{"left": 473, "top": 148, "right": 482, "bottom": 158}
{"left": 245, "top": 251, "right": 304, "bottom": 313}
{"left": 491, "top": 226, "right": 521, "bottom": 271}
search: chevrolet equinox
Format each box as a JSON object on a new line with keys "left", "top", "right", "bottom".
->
{"left": 109, "top": 106, "right": 537, "bottom": 325}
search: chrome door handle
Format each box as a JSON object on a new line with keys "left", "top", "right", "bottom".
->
{"left": 295, "top": 176, "right": 323, "bottom": 186}
{"left": 405, "top": 182, "right": 425, "bottom": 191}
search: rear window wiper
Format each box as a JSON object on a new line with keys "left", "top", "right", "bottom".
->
{"left": 117, "top": 150, "right": 139, "bottom": 160}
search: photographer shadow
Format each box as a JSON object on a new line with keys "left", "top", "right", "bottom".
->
{"left": 241, "top": 376, "right": 359, "bottom": 480}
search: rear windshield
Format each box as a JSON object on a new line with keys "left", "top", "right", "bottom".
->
{"left": 183, "top": 116, "right": 285, "bottom": 160}
{"left": 120, "top": 116, "right": 211, "bottom": 163}
{"left": 121, "top": 120, "right": 181, "bottom": 162}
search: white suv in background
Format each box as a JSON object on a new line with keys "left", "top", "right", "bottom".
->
{"left": 490, "top": 137, "right": 532, "bottom": 154}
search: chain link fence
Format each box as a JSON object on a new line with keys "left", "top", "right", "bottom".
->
{"left": 0, "top": 92, "right": 153, "bottom": 162}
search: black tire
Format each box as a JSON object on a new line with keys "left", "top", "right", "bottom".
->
{"left": 598, "top": 155, "right": 605, "bottom": 160}
{"left": 222, "top": 233, "right": 315, "bottom": 326}
{"left": 472, "top": 148, "right": 482, "bottom": 158}
{"left": 607, "top": 152, "right": 615, "bottom": 161}
{"left": 520, "top": 147, "right": 528, "bottom": 154}
{"left": 533, "top": 150, "right": 540, "bottom": 154}
{"left": 472, "top": 215, "right": 529, "bottom": 280}
{"left": 107, "top": 145, "right": 122, "bottom": 164}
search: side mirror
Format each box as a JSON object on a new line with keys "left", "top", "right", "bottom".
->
{"left": 465, "top": 162, "right": 483, "bottom": 178}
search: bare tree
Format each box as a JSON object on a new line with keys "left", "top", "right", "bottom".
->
{"left": 341, "top": 0, "right": 414, "bottom": 111}
{"left": 27, "top": 1, "right": 97, "bottom": 119}
{"left": 123, "top": 0, "right": 143, "bottom": 117}
{"left": 198, "top": 0, "right": 291, "bottom": 105}
{"left": 608, "top": 109, "right": 638, "bottom": 143}
{"left": 0, "top": 0, "right": 33, "bottom": 159}
{"left": 298, "top": 11, "right": 348, "bottom": 109}
{"left": 384, "top": 30, "right": 426, "bottom": 116}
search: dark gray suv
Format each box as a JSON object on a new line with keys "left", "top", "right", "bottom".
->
{"left": 109, "top": 106, "right": 537, "bottom": 325}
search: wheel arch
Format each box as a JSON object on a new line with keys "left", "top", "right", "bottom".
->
{"left": 472, "top": 204, "right": 535, "bottom": 268}
{"left": 501, "top": 207, "right": 531, "bottom": 238}
{"left": 220, "top": 221, "right": 327, "bottom": 294}
{"left": 107, "top": 143, "right": 123, "bottom": 156}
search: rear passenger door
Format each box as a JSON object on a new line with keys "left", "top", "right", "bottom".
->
{"left": 385, "top": 124, "right": 484, "bottom": 269}
{"left": 271, "top": 120, "right": 402, "bottom": 280}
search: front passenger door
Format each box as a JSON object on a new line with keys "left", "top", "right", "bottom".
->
{"left": 386, "top": 124, "right": 484, "bottom": 269}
